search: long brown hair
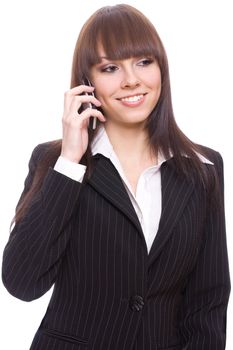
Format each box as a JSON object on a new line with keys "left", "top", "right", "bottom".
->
{"left": 15, "top": 4, "right": 217, "bottom": 224}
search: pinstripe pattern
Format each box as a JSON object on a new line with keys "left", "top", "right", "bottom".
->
{"left": 2, "top": 144, "right": 230, "bottom": 350}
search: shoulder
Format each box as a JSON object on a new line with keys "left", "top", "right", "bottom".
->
{"left": 31, "top": 139, "right": 61, "bottom": 158}
{"left": 196, "top": 144, "right": 224, "bottom": 170}
{"left": 29, "top": 139, "right": 62, "bottom": 168}
{"left": 196, "top": 145, "right": 225, "bottom": 198}
{"left": 31, "top": 139, "right": 61, "bottom": 157}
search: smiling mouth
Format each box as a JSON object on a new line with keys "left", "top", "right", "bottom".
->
{"left": 120, "top": 94, "right": 145, "bottom": 102}
{"left": 117, "top": 93, "right": 147, "bottom": 103}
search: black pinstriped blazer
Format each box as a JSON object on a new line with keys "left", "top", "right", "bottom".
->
{"left": 2, "top": 142, "right": 230, "bottom": 350}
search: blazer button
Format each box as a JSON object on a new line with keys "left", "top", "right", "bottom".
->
{"left": 129, "top": 295, "right": 144, "bottom": 312}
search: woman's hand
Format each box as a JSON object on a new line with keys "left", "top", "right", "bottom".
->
{"left": 61, "top": 85, "right": 106, "bottom": 163}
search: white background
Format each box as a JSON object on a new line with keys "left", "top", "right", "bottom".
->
{"left": 0, "top": 0, "right": 232, "bottom": 349}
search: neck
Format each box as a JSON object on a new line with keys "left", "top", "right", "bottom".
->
{"left": 104, "top": 122, "right": 156, "bottom": 164}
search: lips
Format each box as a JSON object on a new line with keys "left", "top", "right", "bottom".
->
{"left": 117, "top": 93, "right": 147, "bottom": 106}
{"left": 120, "top": 94, "right": 144, "bottom": 102}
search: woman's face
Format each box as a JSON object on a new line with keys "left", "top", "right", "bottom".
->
{"left": 90, "top": 49, "right": 161, "bottom": 128}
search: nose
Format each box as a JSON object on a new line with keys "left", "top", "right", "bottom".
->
{"left": 121, "top": 67, "right": 140, "bottom": 89}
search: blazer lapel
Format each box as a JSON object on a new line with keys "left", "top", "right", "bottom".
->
{"left": 87, "top": 154, "right": 144, "bottom": 239}
{"left": 87, "top": 155, "right": 195, "bottom": 262}
{"left": 148, "top": 159, "right": 195, "bottom": 266}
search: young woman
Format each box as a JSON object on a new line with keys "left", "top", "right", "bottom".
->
{"left": 2, "top": 4, "right": 230, "bottom": 350}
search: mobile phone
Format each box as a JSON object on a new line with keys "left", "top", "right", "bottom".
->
{"left": 81, "top": 78, "right": 97, "bottom": 130}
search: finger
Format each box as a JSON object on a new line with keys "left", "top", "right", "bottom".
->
{"left": 63, "top": 98, "right": 100, "bottom": 121}
{"left": 64, "top": 87, "right": 100, "bottom": 113}
{"left": 63, "top": 107, "right": 105, "bottom": 124}
{"left": 64, "top": 85, "right": 95, "bottom": 97}
{"left": 79, "top": 108, "right": 106, "bottom": 122}
{"left": 76, "top": 95, "right": 102, "bottom": 107}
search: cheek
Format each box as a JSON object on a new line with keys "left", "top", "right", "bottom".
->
{"left": 96, "top": 91, "right": 108, "bottom": 106}
{"left": 151, "top": 78, "right": 161, "bottom": 100}
{"left": 147, "top": 67, "right": 161, "bottom": 89}
{"left": 95, "top": 81, "right": 116, "bottom": 103}
{"left": 150, "top": 74, "right": 161, "bottom": 89}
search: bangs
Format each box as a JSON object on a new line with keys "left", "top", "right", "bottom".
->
{"left": 93, "top": 10, "right": 161, "bottom": 62}
{"left": 72, "top": 5, "right": 167, "bottom": 86}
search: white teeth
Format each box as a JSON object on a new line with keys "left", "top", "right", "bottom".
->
{"left": 121, "top": 94, "right": 144, "bottom": 102}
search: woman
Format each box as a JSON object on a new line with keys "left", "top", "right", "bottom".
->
{"left": 2, "top": 4, "right": 230, "bottom": 350}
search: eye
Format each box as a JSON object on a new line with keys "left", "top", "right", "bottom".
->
{"left": 101, "top": 65, "right": 118, "bottom": 73}
{"left": 137, "top": 58, "right": 154, "bottom": 66}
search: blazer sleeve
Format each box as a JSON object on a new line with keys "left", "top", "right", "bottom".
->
{"left": 180, "top": 152, "right": 231, "bottom": 349}
{"left": 2, "top": 144, "right": 83, "bottom": 301}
